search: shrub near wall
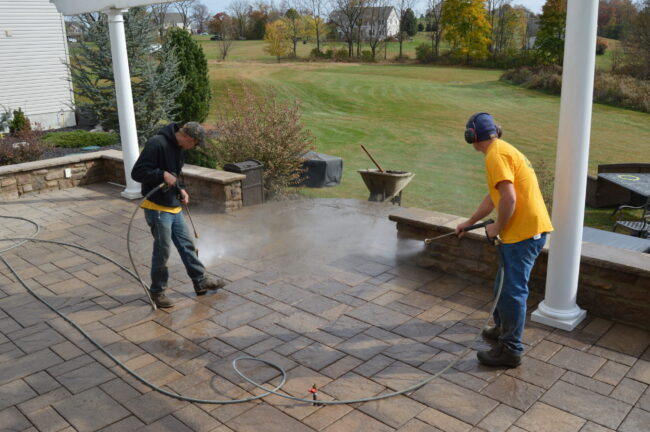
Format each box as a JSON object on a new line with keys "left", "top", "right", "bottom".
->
{"left": 501, "top": 66, "right": 650, "bottom": 113}
{"left": 0, "top": 131, "right": 46, "bottom": 166}
{"left": 212, "top": 84, "right": 313, "bottom": 196}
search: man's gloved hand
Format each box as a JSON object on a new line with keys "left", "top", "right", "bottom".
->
{"left": 179, "top": 189, "right": 189, "bottom": 205}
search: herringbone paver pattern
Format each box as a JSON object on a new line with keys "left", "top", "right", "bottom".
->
{"left": 1, "top": 183, "right": 649, "bottom": 432}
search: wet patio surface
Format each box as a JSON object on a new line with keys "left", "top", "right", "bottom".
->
{"left": 1, "top": 183, "right": 649, "bottom": 432}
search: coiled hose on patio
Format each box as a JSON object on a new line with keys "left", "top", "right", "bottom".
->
{"left": 0, "top": 187, "right": 504, "bottom": 406}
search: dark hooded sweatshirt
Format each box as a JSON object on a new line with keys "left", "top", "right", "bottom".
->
{"left": 131, "top": 123, "right": 185, "bottom": 208}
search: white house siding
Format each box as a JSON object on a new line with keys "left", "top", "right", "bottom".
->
{"left": 386, "top": 11, "right": 399, "bottom": 37}
{"left": 0, "top": 0, "right": 75, "bottom": 131}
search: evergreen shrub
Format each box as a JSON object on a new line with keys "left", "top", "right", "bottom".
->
{"left": 361, "top": 50, "right": 375, "bottom": 62}
{"left": 333, "top": 48, "right": 349, "bottom": 61}
{"left": 415, "top": 43, "right": 434, "bottom": 63}
{"left": 9, "top": 109, "right": 31, "bottom": 135}
{"left": 164, "top": 28, "right": 211, "bottom": 124}
{"left": 42, "top": 130, "right": 119, "bottom": 148}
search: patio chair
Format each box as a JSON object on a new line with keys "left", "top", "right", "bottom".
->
{"left": 612, "top": 203, "right": 650, "bottom": 238}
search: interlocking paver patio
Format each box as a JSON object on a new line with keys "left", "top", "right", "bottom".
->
{"left": 1, "top": 183, "right": 650, "bottom": 431}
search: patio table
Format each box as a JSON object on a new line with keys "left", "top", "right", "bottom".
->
{"left": 598, "top": 173, "right": 650, "bottom": 202}
{"left": 599, "top": 172, "right": 650, "bottom": 237}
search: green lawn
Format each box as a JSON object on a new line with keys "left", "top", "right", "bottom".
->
{"left": 197, "top": 34, "right": 436, "bottom": 62}
{"left": 595, "top": 37, "right": 621, "bottom": 71}
{"left": 205, "top": 56, "right": 650, "bottom": 229}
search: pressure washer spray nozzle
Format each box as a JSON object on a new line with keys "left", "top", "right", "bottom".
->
{"left": 308, "top": 384, "right": 321, "bottom": 406}
{"left": 424, "top": 219, "right": 495, "bottom": 245}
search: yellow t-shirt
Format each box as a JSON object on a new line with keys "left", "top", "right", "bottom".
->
{"left": 485, "top": 139, "right": 553, "bottom": 244}
{"left": 140, "top": 199, "right": 182, "bottom": 214}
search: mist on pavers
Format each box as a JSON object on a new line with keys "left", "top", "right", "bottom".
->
{"left": 194, "top": 198, "right": 423, "bottom": 275}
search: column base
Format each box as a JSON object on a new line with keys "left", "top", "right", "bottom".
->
{"left": 120, "top": 189, "right": 142, "bottom": 200}
{"left": 531, "top": 301, "right": 587, "bottom": 331}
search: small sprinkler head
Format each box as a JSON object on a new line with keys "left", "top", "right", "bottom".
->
{"left": 308, "top": 383, "right": 321, "bottom": 406}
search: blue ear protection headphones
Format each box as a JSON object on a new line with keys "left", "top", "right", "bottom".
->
{"left": 464, "top": 112, "right": 502, "bottom": 144}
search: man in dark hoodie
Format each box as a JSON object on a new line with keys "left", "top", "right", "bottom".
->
{"left": 132, "top": 122, "right": 226, "bottom": 308}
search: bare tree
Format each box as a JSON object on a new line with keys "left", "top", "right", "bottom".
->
{"left": 486, "top": 0, "right": 500, "bottom": 51}
{"left": 175, "top": 0, "right": 196, "bottom": 30}
{"left": 622, "top": 0, "right": 650, "bottom": 80}
{"left": 209, "top": 13, "right": 237, "bottom": 59}
{"left": 218, "top": 32, "right": 236, "bottom": 60}
{"left": 191, "top": 3, "right": 211, "bottom": 33}
{"left": 394, "top": 0, "right": 415, "bottom": 59}
{"left": 229, "top": 0, "right": 250, "bottom": 38}
{"left": 330, "top": 0, "right": 368, "bottom": 57}
{"left": 150, "top": 3, "right": 172, "bottom": 42}
{"left": 426, "top": 0, "right": 444, "bottom": 57}
{"left": 302, "top": 0, "right": 329, "bottom": 54}
{"left": 491, "top": 1, "right": 522, "bottom": 60}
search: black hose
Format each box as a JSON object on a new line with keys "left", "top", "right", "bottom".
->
{"left": 0, "top": 209, "right": 505, "bottom": 405}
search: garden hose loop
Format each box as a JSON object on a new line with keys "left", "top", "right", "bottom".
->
{"left": 0, "top": 207, "right": 505, "bottom": 406}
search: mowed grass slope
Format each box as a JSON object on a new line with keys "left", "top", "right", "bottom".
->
{"left": 206, "top": 48, "right": 650, "bottom": 219}
{"left": 197, "top": 34, "right": 437, "bottom": 62}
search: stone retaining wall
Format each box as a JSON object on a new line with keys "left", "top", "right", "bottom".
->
{"left": 0, "top": 150, "right": 246, "bottom": 212}
{"left": 0, "top": 157, "right": 104, "bottom": 200}
{"left": 389, "top": 207, "right": 650, "bottom": 330}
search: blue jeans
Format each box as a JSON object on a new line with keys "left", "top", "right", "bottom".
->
{"left": 144, "top": 209, "right": 206, "bottom": 294}
{"left": 493, "top": 233, "right": 547, "bottom": 354}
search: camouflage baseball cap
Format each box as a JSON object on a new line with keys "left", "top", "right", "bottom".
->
{"left": 181, "top": 122, "right": 206, "bottom": 148}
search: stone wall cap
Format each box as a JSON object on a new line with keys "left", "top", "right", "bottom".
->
{"left": 390, "top": 208, "right": 649, "bottom": 276}
{"left": 581, "top": 241, "right": 650, "bottom": 276}
{"left": 98, "top": 150, "right": 245, "bottom": 183}
{"left": 390, "top": 207, "right": 489, "bottom": 241}
{"left": 0, "top": 151, "right": 108, "bottom": 175}
{"left": 183, "top": 164, "right": 246, "bottom": 184}
{"left": 0, "top": 149, "right": 245, "bottom": 185}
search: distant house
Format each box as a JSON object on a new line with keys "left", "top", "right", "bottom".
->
{"left": 332, "top": 6, "right": 400, "bottom": 39}
{"left": 0, "top": 0, "right": 75, "bottom": 131}
{"left": 65, "top": 20, "right": 84, "bottom": 43}
{"left": 525, "top": 16, "right": 540, "bottom": 49}
{"left": 162, "top": 12, "right": 197, "bottom": 33}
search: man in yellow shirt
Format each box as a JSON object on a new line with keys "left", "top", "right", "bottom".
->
{"left": 132, "top": 122, "right": 226, "bottom": 308}
{"left": 455, "top": 113, "right": 553, "bottom": 368}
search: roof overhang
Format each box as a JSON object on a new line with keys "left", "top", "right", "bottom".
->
{"left": 50, "top": 0, "right": 175, "bottom": 15}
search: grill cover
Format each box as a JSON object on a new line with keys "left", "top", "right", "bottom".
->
{"left": 300, "top": 151, "right": 342, "bottom": 188}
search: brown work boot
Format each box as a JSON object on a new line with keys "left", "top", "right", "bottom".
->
{"left": 481, "top": 326, "right": 501, "bottom": 341}
{"left": 150, "top": 292, "right": 174, "bottom": 308}
{"left": 194, "top": 277, "right": 226, "bottom": 296}
{"left": 477, "top": 343, "right": 522, "bottom": 368}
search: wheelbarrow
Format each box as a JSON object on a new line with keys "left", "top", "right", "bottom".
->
{"left": 358, "top": 169, "right": 415, "bottom": 205}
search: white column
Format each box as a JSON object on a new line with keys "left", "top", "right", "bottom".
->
{"left": 106, "top": 9, "right": 141, "bottom": 199}
{"left": 531, "top": 0, "right": 599, "bottom": 331}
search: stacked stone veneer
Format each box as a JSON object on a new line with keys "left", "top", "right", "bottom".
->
{"left": 389, "top": 207, "right": 650, "bottom": 330}
{"left": 0, "top": 150, "right": 245, "bottom": 212}
{"left": 0, "top": 158, "right": 104, "bottom": 200}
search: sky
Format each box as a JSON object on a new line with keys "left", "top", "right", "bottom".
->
{"left": 199, "top": 0, "right": 547, "bottom": 15}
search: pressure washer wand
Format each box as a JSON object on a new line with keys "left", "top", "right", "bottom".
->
{"left": 424, "top": 219, "right": 495, "bottom": 245}
{"left": 177, "top": 173, "right": 200, "bottom": 254}
{"left": 183, "top": 204, "right": 198, "bottom": 239}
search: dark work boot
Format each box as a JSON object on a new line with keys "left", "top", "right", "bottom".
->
{"left": 194, "top": 277, "right": 226, "bottom": 296}
{"left": 150, "top": 292, "right": 173, "bottom": 308}
{"left": 481, "top": 326, "right": 501, "bottom": 341}
{"left": 477, "top": 343, "right": 522, "bottom": 368}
